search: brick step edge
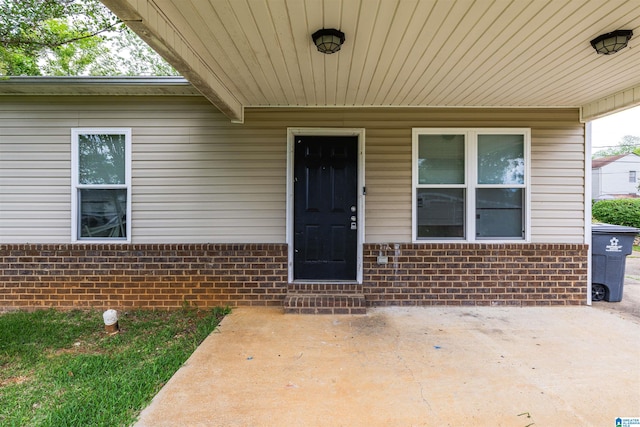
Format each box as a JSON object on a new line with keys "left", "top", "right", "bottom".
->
{"left": 283, "top": 293, "right": 367, "bottom": 315}
{"left": 286, "top": 283, "right": 364, "bottom": 294}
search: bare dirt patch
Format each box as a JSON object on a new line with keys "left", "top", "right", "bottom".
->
{"left": 0, "top": 375, "right": 30, "bottom": 387}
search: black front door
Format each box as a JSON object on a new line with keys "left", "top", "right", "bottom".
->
{"left": 294, "top": 136, "right": 358, "bottom": 281}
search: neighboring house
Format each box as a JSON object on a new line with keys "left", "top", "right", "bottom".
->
{"left": 3, "top": 0, "right": 640, "bottom": 313}
{"left": 592, "top": 154, "right": 640, "bottom": 200}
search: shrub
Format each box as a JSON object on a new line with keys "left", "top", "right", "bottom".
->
{"left": 592, "top": 199, "right": 640, "bottom": 228}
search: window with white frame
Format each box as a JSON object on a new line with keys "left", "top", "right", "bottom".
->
{"left": 412, "top": 128, "right": 530, "bottom": 242}
{"left": 630, "top": 171, "right": 637, "bottom": 183}
{"left": 71, "top": 129, "right": 131, "bottom": 242}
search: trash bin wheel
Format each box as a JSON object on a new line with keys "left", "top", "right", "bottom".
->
{"left": 592, "top": 284, "right": 606, "bottom": 302}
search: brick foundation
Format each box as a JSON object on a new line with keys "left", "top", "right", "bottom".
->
{"left": 0, "top": 244, "right": 288, "bottom": 311}
{"left": 0, "top": 242, "right": 588, "bottom": 311}
{"left": 363, "top": 243, "right": 589, "bottom": 306}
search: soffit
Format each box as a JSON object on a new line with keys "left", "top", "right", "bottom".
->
{"left": 100, "top": 1, "right": 640, "bottom": 122}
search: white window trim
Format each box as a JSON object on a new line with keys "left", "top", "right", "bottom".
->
{"left": 71, "top": 128, "right": 132, "bottom": 243}
{"left": 412, "top": 128, "right": 531, "bottom": 243}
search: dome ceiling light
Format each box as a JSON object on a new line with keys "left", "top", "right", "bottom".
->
{"left": 312, "top": 29, "right": 345, "bottom": 54}
{"left": 590, "top": 30, "right": 633, "bottom": 55}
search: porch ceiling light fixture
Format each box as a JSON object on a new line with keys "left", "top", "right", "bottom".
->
{"left": 590, "top": 30, "right": 633, "bottom": 55}
{"left": 312, "top": 28, "right": 345, "bottom": 54}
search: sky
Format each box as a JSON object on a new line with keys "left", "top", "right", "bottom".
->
{"left": 590, "top": 105, "right": 640, "bottom": 150}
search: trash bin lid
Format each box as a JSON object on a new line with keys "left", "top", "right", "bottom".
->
{"left": 592, "top": 223, "right": 640, "bottom": 235}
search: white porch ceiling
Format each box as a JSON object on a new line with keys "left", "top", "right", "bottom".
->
{"left": 100, "top": 0, "right": 640, "bottom": 122}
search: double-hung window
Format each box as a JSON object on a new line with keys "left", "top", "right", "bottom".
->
{"left": 71, "top": 129, "right": 131, "bottom": 242}
{"left": 412, "top": 128, "right": 530, "bottom": 242}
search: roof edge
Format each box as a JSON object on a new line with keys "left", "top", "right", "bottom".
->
{"left": 0, "top": 75, "right": 190, "bottom": 85}
{"left": 0, "top": 76, "right": 201, "bottom": 96}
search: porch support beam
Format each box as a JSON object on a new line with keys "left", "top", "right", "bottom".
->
{"left": 101, "top": 0, "right": 244, "bottom": 123}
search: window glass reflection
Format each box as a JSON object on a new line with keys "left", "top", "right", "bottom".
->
{"left": 417, "top": 188, "right": 465, "bottom": 238}
{"left": 79, "top": 134, "right": 126, "bottom": 185}
{"left": 476, "top": 188, "right": 523, "bottom": 238}
{"left": 477, "top": 135, "right": 524, "bottom": 185}
{"left": 79, "top": 189, "right": 127, "bottom": 238}
{"left": 418, "top": 134, "right": 465, "bottom": 184}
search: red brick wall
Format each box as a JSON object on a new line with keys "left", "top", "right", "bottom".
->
{"left": 363, "top": 243, "right": 589, "bottom": 306}
{"left": 0, "top": 243, "right": 588, "bottom": 311}
{"left": 0, "top": 244, "right": 288, "bottom": 311}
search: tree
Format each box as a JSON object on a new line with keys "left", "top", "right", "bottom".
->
{"left": 0, "top": 0, "right": 177, "bottom": 76}
{"left": 88, "top": 26, "right": 179, "bottom": 76}
{"left": 593, "top": 135, "right": 640, "bottom": 158}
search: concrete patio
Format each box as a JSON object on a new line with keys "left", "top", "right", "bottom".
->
{"left": 134, "top": 255, "right": 640, "bottom": 427}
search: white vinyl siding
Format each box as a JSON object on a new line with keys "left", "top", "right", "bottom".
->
{"left": 0, "top": 129, "right": 71, "bottom": 242}
{"left": 133, "top": 113, "right": 286, "bottom": 243}
{"left": 240, "top": 108, "right": 585, "bottom": 244}
{"left": 133, "top": 132, "right": 285, "bottom": 242}
{"left": 0, "top": 97, "right": 286, "bottom": 244}
{"left": 0, "top": 98, "right": 584, "bottom": 244}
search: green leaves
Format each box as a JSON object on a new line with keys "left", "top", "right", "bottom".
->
{"left": 594, "top": 135, "right": 640, "bottom": 158}
{"left": 592, "top": 199, "right": 640, "bottom": 228}
{"left": 1, "top": 0, "right": 119, "bottom": 48}
{"left": 0, "top": 0, "right": 177, "bottom": 76}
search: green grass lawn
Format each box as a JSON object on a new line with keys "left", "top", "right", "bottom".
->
{"left": 0, "top": 306, "right": 229, "bottom": 427}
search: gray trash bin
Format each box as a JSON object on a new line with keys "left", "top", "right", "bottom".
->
{"left": 591, "top": 223, "right": 640, "bottom": 302}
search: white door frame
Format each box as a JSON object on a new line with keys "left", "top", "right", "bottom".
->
{"left": 286, "top": 128, "right": 366, "bottom": 283}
